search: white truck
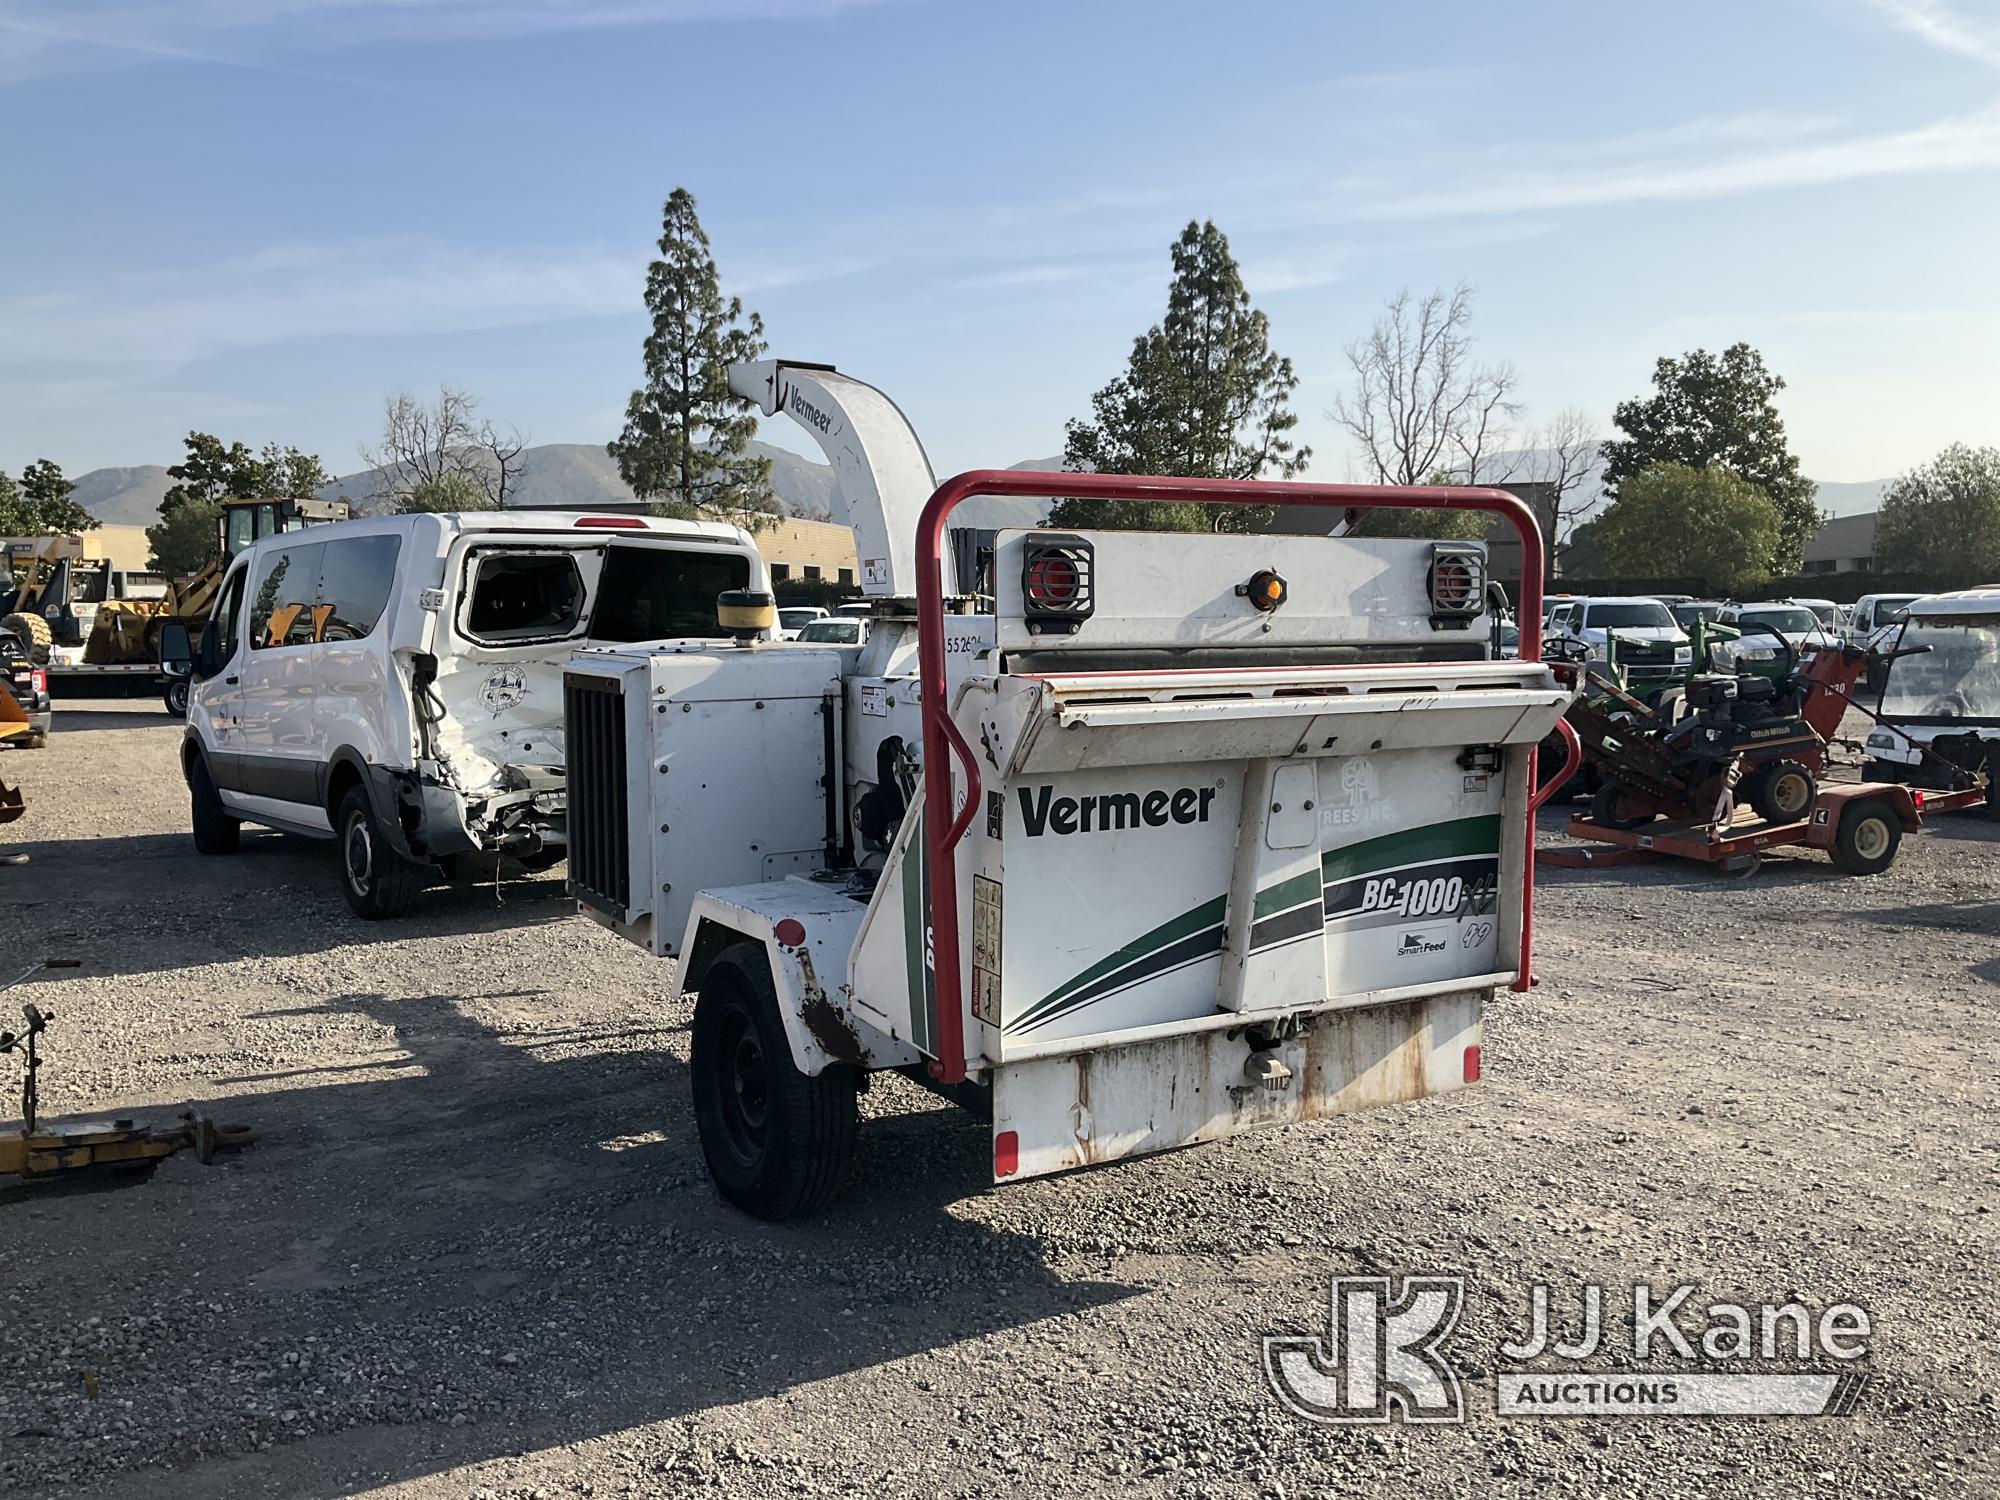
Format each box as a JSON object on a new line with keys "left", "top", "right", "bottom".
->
{"left": 563, "top": 360, "right": 1575, "bottom": 1218}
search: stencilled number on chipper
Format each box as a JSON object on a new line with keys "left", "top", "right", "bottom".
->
{"left": 1358, "top": 870, "right": 1497, "bottom": 919}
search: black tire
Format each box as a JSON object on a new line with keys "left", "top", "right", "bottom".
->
{"left": 163, "top": 679, "right": 189, "bottom": 718}
{"left": 336, "top": 783, "right": 422, "bottom": 919}
{"left": 1862, "top": 758, "right": 1908, "bottom": 785}
{"left": 1, "top": 612, "right": 50, "bottom": 665}
{"left": 189, "top": 755, "right": 240, "bottom": 855}
{"left": 1830, "top": 797, "right": 1901, "bottom": 876}
{"left": 1744, "top": 759, "right": 1816, "bottom": 825}
{"left": 1590, "top": 782, "right": 1655, "bottom": 831}
{"left": 691, "top": 942, "right": 858, "bottom": 1221}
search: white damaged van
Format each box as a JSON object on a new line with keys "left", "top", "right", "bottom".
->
{"left": 164, "top": 510, "right": 766, "bottom": 916}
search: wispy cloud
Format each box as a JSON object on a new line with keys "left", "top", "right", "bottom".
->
{"left": 0, "top": 0, "right": 921, "bottom": 78}
{"left": 1354, "top": 102, "right": 2000, "bottom": 220}
{"left": 0, "top": 237, "right": 640, "bottom": 372}
{"left": 1857, "top": 0, "right": 2000, "bottom": 73}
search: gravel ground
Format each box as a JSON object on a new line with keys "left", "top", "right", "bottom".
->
{"left": 1, "top": 696, "right": 1996, "bottom": 1499}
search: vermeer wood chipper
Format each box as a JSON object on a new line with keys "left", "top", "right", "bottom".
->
{"left": 563, "top": 360, "right": 1575, "bottom": 1219}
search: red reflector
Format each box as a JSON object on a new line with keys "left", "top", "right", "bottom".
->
{"left": 1433, "top": 558, "right": 1476, "bottom": 609}
{"left": 773, "top": 918, "right": 807, "bottom": 948}
{"left": 1463, "top": 1044, "right": 1482, "bottom": 1084}
{"left": 994, "top": 1130, "right": 1019, "bottom": 1178}
{"left": 572, "top": 515, "right": 647, "bottom": 529}
{"left": 1911, "top": 791, "right": 1926, "bottom": 808}
{"left": 1025, "top": 553, "right": 1080, "bottom": 606}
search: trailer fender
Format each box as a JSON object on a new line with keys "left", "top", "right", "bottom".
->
{"left": 1803, "top": 782, "right": 1922, "bottom": 850}
{"left": 675, "top": 896, "right": 921, "bottom": 1077}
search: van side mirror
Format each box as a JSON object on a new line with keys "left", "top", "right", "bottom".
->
{"left": 158, "top": 620, "right": 194, "bottom": 679}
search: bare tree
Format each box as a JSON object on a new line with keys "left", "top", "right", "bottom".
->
{"left": 1332, "top": 283, "right": 1523, "bottom": 487}
{"left": 361, "top": 386, "right": 527, "bottom": 513}
{"left": 1525, "top": 406, "right": 1603, "bottom": 576}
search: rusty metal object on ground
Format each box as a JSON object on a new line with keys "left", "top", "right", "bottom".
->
{"left": 0, "top": 961, "right": 256, "bottom": 1181}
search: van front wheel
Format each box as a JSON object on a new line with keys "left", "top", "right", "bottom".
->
{"left": 190, "top": 756, "right": 240, "bottom": 855}
{"left": 337, "top": 784, "right": 422, "bottom": 919}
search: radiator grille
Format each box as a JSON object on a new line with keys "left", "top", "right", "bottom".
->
{"left": 564, "top": 671, "right": 631, "bottom": 921}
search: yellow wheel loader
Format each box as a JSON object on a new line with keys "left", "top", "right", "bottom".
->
{"left": 4, "top": 497, "right": 349, "bottom": 707}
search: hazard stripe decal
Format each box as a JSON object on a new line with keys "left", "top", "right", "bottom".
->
{"left": 1005, "top": 815, "right": 1504, "bottom": 1036}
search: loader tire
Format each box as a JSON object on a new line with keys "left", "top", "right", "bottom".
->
{"left": 1830, "top": 797, "right": 1901, "bottom": 876}
{"left": 336, "top": 784, "right": 422, "bottom": 919}
{"left": 1, "top": 612, "right": 50, "bottom": 665}
{"left": 1745, "top": 759, "right": 1816, "bottom": 825}
{"left": 1589, "top": 782, "right": 1655, "bottom": 831}
{"left": 691, "top": 942, "right": 858, "bottom": 1221}
{"left": 189, "top": 755, "right": 240, "bottom": 855}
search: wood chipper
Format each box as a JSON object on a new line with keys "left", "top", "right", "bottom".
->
{"left": 563, "top": 360, "right": 1576, "bottom": 1219}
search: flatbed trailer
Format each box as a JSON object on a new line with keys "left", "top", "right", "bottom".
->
{"left": 1543, "top": 779, "right": 1978, "bottom": 875}
{"left": 44, "top": 652, "right": 171, "bottom": 708}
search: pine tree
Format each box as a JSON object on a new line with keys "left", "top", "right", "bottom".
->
{"left": 609, "top": 188, "right": 774, "bottom": 527}
{"left": 1054, "top": 220, "right": 1308, "bottom": 532}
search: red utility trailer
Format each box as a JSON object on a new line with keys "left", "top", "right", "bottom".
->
{"left": 1545, "top": 781, "right": 1984, "bottom": 876}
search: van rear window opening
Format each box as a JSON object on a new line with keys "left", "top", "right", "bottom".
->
{"left": 464, "top": 552, "right": 586, "bottom": 643}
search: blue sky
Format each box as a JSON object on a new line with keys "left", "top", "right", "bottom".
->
{"left": 2, "top": 0, "right": 1997, "bottom": 489}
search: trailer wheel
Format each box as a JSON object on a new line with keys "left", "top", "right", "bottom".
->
{"left": 336, "top": 784, "right": 422, "bottom": 918}
{"left": 1745, "top": 759, "right": 1816, "bottom": 824}
{"left": 163, "top": 679, "right": 189, "bottom": 718}
{"left": 1830, "top": 797, "right": 1901, "bottom": 876}
{"left": 1589, "top": 782, "right": 1655, "bottom": 830}
{"left": 189, "top": 755, "right": 240, "bottom": 855}
{"left": 691, "top": 942, "right": 858, "bottom": 1221}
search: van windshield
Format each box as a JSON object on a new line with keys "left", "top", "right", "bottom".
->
{"left": 1881, "top": 616, "right": 2000, "bottom": 722}
{"left": 1584, "top": 602, "right": 1674, "bottom": 630}
{"left": 1738, "top": 607, "right": 1818, "bottom": 635}
{"left": 589, "top": 546, "right": 751, "bottom": 642}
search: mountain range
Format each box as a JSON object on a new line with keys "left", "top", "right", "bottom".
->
{"left": 64, "top": 444, "right": 1890, "bottom": 532}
